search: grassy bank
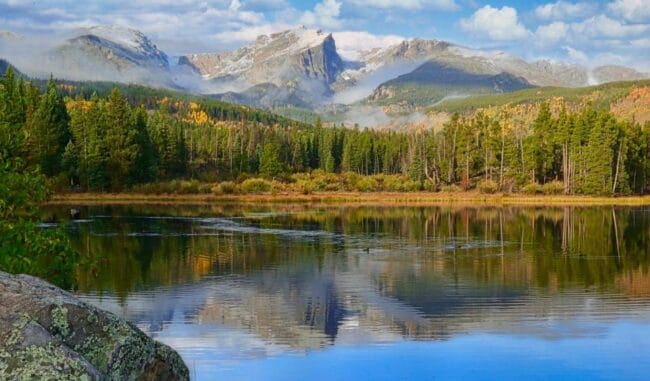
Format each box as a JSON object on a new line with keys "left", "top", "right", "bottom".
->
{"left": 49, "top": 191, "right": 650, "bottom": 206}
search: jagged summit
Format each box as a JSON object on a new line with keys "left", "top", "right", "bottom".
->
{"left": 71, "top": 25, "right": 169, "bottom": 68}
{"left": 181, "top": 26, "right": 343, "bottom": 84}
{"left": 82, "top": 25, "right": 153, "bottom": 51}
{"left": 1, "top": 25, "right": 647, "bottom": 113}
{"left": 42, "top": 24, "right": 171, "bottom": 85}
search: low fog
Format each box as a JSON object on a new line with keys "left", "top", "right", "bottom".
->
{"left": 333, "top": 60, "right": 426, "bottom": 105}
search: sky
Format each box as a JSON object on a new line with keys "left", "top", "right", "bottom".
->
{"left": 0, "top": 0, "right": 648, "bottom": 70}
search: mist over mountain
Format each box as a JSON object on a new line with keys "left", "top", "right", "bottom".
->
{"left": 1, "top": 24, "right": 647, "bottom": 126}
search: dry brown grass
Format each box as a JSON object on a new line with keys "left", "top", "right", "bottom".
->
{"left": 48, "top": 191, "right": 650, "bottom": 206}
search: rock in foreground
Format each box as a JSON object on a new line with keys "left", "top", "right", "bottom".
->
{"left": 0, "top": 271, "right": 189, "bottom": 380}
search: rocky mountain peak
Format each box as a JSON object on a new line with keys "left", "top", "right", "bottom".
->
{"left": 180, "top": 26, "right": 344, "bottom": 91}
{"left": 73, "top": 25, "right": 169, "bottom": 68}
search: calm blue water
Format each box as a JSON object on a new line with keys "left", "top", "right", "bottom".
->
{"left": 44, "top": 204, "right": 650, "bottom": 380}
{"left": 156, "top": 321, "right": 650, "bottom": 381}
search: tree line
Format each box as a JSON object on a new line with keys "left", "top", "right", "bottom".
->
{"left": 2, "top": 67, "right": 650, "bottom": 195}
{"left": 0, "top": 68, "right": 77, "bottom": 286}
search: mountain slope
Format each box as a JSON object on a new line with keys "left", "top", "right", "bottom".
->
{"left": 593, "top": 66, "right": 648, "bottom": 84}
{"left": 0, "top": 58, "right": 19, "bottom": 75}
{"left": 367, "top": 60, "right": 533, "bottom": 106}
{"left": 48, "top": 26, "right": 172, "bottom": 86}
{"left": 2, "top": 25, "right": 648, "bottom": 121}
{"left": 181, "top": 26, "right": 345, "bottom": 106}
{"left": 414, "top": 80, "right": 650, "bottom": 133}
{"left": 210, "top": 83, "right": 315, "bottom": 109}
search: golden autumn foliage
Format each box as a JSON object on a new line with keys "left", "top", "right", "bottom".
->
{"left": 610, "top": 86, "right": 650, "bottom": 124}
{"left": 422, "top": 86, "right": 650, "bottom": 132}
{"left": 65, "top": 99, "right": 92, "bottom": 112}
{"left": 182, "top": 107, "right": 210, "bottom": 125}
{"left": 56, "top": 83, "right": 76, "bottom": 92}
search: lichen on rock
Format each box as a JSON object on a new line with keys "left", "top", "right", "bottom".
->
{"left": 0, "top": 271, "right": 189, "bottom": 380}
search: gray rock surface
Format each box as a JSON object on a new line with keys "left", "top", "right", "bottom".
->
{"left": 0, "top": 271, "right": 189, "bottom": 381}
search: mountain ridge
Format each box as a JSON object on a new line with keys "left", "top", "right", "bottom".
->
{"left": 1, "top": 24, "right": 648, "bottom": 125}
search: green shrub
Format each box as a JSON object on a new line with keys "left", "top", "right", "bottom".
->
{"left": 477, "top": 179, "right": 498, "bottom": 194}
{"left": 441, "top": 184, "right": 462, "bottom": 193}
{"left": 214, "top": 181, "right": 237, "bottom": 195}
{"left": 48, "top": 173, "right": 71, "bottom": 193}
{"left": 541, "top": 181, "right": 565, "bottom": 195}
{"left": 131, "top": 179, "right": 209, "bottom": 194}
{"left": 296, "top": 181, "right": 314, "bottom": 195}
{"left": 382, "top": 175, "right": 418, "bottom": 192}
{"left": 341, "top": 172, "right": 361, "bottom": 191}
{"left": 353, "top": 176, "right": 379, "bottom": 192}
{"left": 241, "top": 178, "right": 274, "bottom": 193}
{"left": 172, "top": 179, "right": 200, "bottom": 194}
{"left": 422, "top": 180, "right": 438, "bottom": 192}
{"left": 521, "top": 182, "right": 542, "bottom": 194}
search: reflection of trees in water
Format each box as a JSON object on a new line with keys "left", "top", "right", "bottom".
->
{"left": 52, "top": 204, "right": 650, "bottom": 346}
{"left": 60, "top": 205, "right": 650, "bottom": 296}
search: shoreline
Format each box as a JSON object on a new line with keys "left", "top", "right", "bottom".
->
{"left": 47, "top": 192, "right": 650, "bottom": 206}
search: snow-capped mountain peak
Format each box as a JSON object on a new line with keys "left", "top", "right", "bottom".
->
{"left": 76, "top": 25, "right": 167, "bottom": 64}
{"left": 180, "top": 26, "right": 338, "bottom": 80}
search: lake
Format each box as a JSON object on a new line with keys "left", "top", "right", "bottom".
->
{"left": 43, "top": 203, "right": 650, "bottom": 380}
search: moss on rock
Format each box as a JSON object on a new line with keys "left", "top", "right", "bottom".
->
{"left": 0, "top": 271, "right": 189, "bottom": 380}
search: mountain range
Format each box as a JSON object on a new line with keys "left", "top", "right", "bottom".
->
{"left": 0, "top": 25, "right": 647, "bottom": 123}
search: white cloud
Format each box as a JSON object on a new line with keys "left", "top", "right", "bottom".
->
{"left": 1, "top": 0, "right": 648, "bottom": 73}
{"left": 349, "top": 0, "right": 459, "bottom": 11}
{"left": 534, "top": 1, "right": 595, "bottom": 20}
{"left": 571, "top": 15, "right": 648, "bottom": 38}
{"left": 563, "top": 46, "right": 588, "bottom": 63}
{"left": 630, "top": 38, "right": 650, "bottom": 48}
{"left": 608, "top": 0, "right": 650, "bottom": 22}
{"left": 332, "top": 31, "right": 404, "bottom": 59}
{"left": 459, "top": 5, "right": 529, "bottom": 41}
{"left": 210, "top": 23, "right": 294, "bottom": 45}
{"left": 535, "top": 21, "right": 569, "bottom": 44}
{"left": 229, "top": 0, "right": 242, "bottom": 12}
{"left": 300, "top": 0, "right": 343, "bottom": 29}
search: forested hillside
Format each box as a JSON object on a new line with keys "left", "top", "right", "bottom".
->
{"left": 1, "top": 68, "right": 649, "bottom": 195}
{"left": 432, "top": 80, "right": 650, "bottom": 123}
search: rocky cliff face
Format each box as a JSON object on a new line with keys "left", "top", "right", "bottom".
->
{"left": 0, "top": 271, "right": 189, "bottom": 380}
{"left": 1, "top": 25, "right": 647, "bottom": 112}
{"left": 181, "top": 26, "right": 345, "bottom": 101}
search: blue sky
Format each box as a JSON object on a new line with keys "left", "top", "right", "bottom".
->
{"left": 0, "top": 0, "right": 648, "bottom": 70}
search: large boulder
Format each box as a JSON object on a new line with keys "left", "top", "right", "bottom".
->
{"left": 0, "top": 271, "right": 189, "bottom": 380}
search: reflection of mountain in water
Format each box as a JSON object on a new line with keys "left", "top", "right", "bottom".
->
{"left": 48, "top": 204, "right": 650, "bottom": 351}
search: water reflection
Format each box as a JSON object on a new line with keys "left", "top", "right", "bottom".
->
{"left": 43, "top": 204, "right": 650, "bottom": 379}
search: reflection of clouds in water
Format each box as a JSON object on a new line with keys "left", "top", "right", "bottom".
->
{"left": 154, "top": 323, "right": 292, "bottom": 361}
{"left": 63, "top": 206, "right": 650, "bottom": 379}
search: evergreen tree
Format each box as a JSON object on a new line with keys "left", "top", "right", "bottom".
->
{"left": 25, "top": 78, "right": 70, "bottom": 176}
{"left": 130, "top": 106, "right": 156, "bottom": 183}
{"left": 259, "top": 141, "right": 283, "bottom": 178}
{"left": 104, "top": 89, "right": 138, "bottom": 189}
